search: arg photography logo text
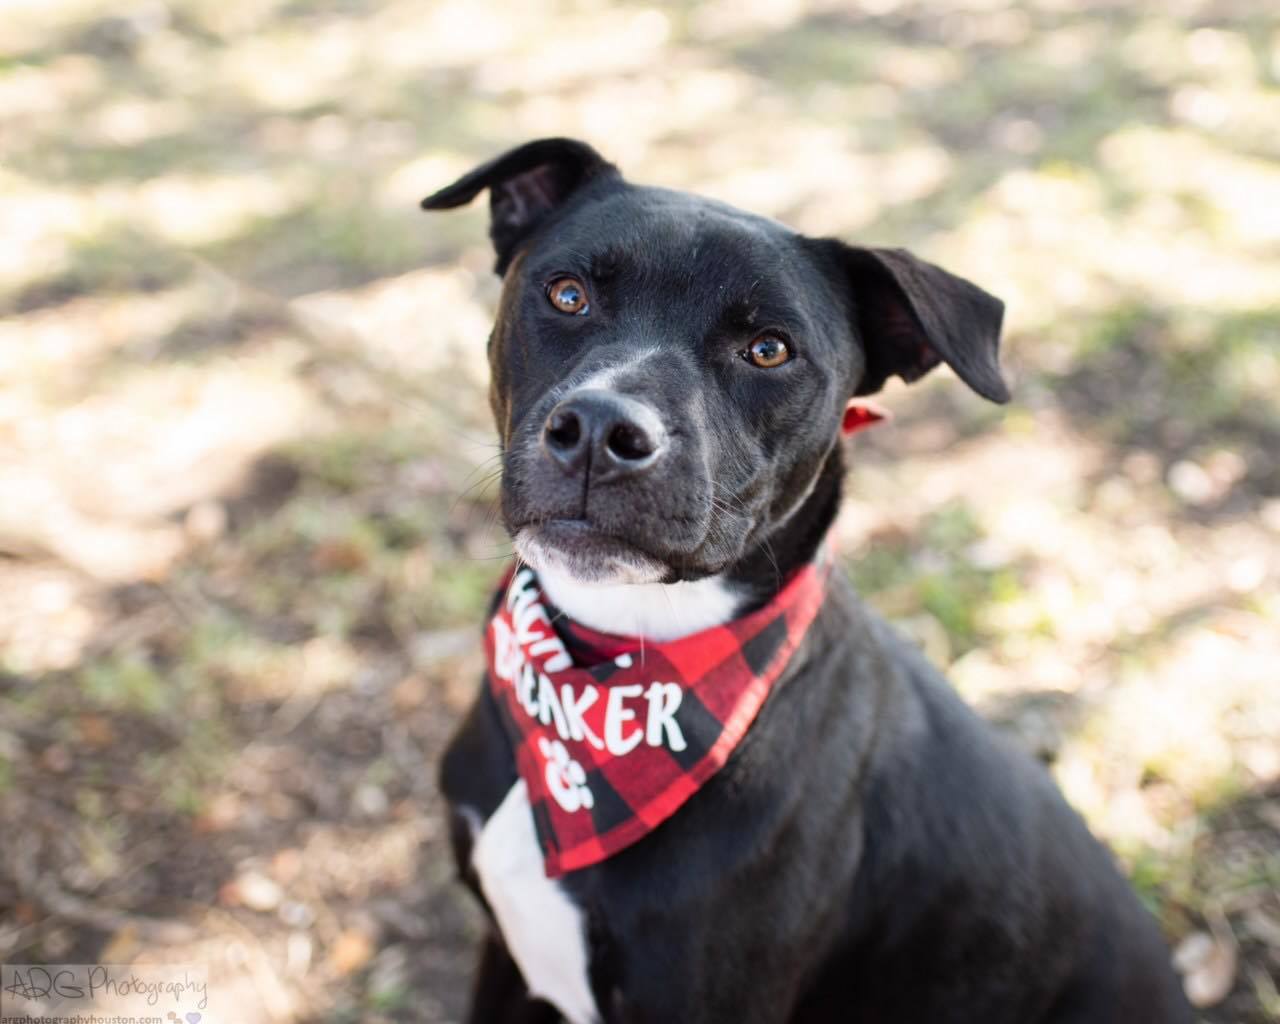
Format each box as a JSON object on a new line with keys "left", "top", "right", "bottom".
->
{"left": 1, "top": 964, "right": 209, "bottom": 1023}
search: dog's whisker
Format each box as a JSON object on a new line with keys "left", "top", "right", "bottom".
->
{"left": 451, "top": 470, "right": 504, "bottom": 512}
{"left": 454, "top": 451, "right": 505, "bottom": 491}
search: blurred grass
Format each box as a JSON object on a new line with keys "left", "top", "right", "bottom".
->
{"left": 848, "top": 500, "right": 1028, "bottom": 658}
{"left": 1, "top": 0, "right": 1279, "bottom": 1021}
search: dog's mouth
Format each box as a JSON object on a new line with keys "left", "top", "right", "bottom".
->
{"left": 512, "top": 519, "right": 671, "bottom": 585}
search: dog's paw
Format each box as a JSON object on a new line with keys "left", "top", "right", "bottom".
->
{"left": 538, "top": 737, "right": 595, "bottom": 813}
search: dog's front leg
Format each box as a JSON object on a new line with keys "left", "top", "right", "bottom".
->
{"left": 594, "top": 931, "right": 803, "bottom": 1024}
{"left": 466, "top": 932, "right": 564, "bottom": 1024}
{"left": 605, "top": 981, "right": 797, "bottom": 1024}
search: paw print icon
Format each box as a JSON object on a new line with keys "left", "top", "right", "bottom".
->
{"left": 538, "top": 737, "right": 595, "bottom": 813}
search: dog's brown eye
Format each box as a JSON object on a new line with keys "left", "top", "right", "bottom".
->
{"left": 743, "top": 334, "right": 791, "bottom": 368}
{"left": 547, "top": 276, "right": 589, "bottom": 315}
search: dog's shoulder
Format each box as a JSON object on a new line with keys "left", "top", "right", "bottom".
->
{"left": 440, "top": 680, "right": 519, "bottom": 831}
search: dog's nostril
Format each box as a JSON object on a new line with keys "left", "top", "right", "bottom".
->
{"left": 606, "top": 422, "right": 655, "bottom": 462}
{"left": 545, "top": 409, "right": 582, "bottom": 452}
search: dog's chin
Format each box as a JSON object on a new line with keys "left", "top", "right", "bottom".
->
{"left": 513, "top": 520, "right": 671, "bottom": 585}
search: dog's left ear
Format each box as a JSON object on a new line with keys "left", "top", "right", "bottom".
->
{"left": 814, "top": 241, "right": 1010, "bottom": 404}
{"left": 421, "top": 138, "right": 618, "bottom": 275}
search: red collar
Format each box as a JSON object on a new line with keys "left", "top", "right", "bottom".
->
{"left": 484, "top": 556, "right": 831, "bottom": 876}
{"left": 842, "top": 399, "right": 889, "bottom": 436}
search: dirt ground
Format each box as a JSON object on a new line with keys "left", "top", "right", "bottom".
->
{"left": 1, "top": 0, "right": 1278, "bottom": 1021}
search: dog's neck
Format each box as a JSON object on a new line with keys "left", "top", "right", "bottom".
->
{"left": 535, "top": 450, "right": 845, "bottom": 642}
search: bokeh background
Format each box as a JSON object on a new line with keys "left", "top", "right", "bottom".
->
{"left": 1, "top": 0, "right": 1278, "bottom": 1020}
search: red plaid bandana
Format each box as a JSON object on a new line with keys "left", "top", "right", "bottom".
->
{"left": 485, "top": 556, "right": 831, "bottom": 877}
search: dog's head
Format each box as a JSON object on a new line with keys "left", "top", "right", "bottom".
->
{"left": 424, "top": 138, "right": 1008, "bottom": 586}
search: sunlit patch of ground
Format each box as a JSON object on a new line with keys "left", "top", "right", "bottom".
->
{"left": 1, "top": 0, "right": 1278, "bottom": 1020}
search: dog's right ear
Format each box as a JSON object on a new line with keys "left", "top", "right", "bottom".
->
{"left": 421, "top": 138, "right": 618, "bottom": 275}
{"left": 811, "top": 240, "right": 1010, "bottom": 404}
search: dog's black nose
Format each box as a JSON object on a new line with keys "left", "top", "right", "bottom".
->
{"left": 543, "top": 389, "right": 667, "bottom": 482}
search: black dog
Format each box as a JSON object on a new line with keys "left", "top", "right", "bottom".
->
{"left": 426, "top": 139, "right": 1190, "bottom": 1023}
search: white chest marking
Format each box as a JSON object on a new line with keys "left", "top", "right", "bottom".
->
{"left": 473, "top": 781, "right": 600, "bottom": 1024}
{"left": 537, "top": 565, "right": 742, "bottom": 640}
